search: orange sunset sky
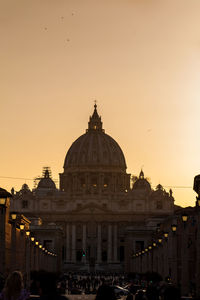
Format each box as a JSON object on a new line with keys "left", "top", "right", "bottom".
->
{"left": 1, "top": 0, "right": 200, "bottom": 207}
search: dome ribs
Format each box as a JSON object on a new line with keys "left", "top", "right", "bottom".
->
{"left": 60, "top": 105, "right": 130, "bottom": 194}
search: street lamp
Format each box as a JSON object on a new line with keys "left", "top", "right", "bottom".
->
{"left": 158, "top": 238, "right": 162, "bottom": 244}
{"left": 0, "top": 188, "right": 12, "bottom": 206}
{"left": 0, "top": 198, "right": 6, "bottom": 206}
{"left": 171, "top": 224, "right": 177, "bottom": 233}
{"left": 182, "top": 214, "right": 188, "bottom": 228}
{"left": 20, "top": 224, "right": 25, "bottom": 231}
{"left": 164, "top": 232, "right": 169, "bottom": 239}
{"left": 31, "top": 237, "right": 35, "bottom": 242}
{"left": 10, "top": 212, "right": 17, "bottom": 220}
{"left": 182, "top": 214, "right": 188, "bottom": 223}
{"left": 26, "top": 231, "right": 30, "bottom": 236}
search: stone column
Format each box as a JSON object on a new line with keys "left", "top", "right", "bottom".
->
{"left": 181, "top": 224, "right": 189, "bottom": 296}
{"left": 113, "top": 224, "right": 118, "bottom": 262}
{"left": 111, "top": 174, "right": 115, "bottom": 193}
{"left": 0, "top": 206, "right": 6, "bottom": 275}
{"left": 97, "top": 224, "right": 102, "bottom": 263}
{"left": 154, "top": 248, "right": 158, "bottom": 273}
{"left": 11, "top": 221, "right": 17, "bottom": 271}
{"left": 85, "top": 173, "right": 90, "bottom": 193}
{"left": 66, "top": 223, "right": 70, "bottom": 262}
{"left": 30, "top": 240, "right": 34, "bottom": 271}
{"left": 163, "top": 238, "right": 169, "bottom": 278}
{"left": 72, "top": 224, "right": 76, "bottom": 263}
{"left": 107, "top": 224, "right": 112, "bottom": 263}
{"left": 157, "top": 245, "right": 163, "bottom": 277}
{"left": 99, "top": 173, "right": 104, "bottom": 194}
{"left": 82, "top": 224, "right": 87, "bottom": 264}
{"left": 25, "top": 236, "right": 30, "bottom": 288}
{"left": 35, "top": 245, "right": 39, "bottom": 271}
{"left": 196, "top": 212, "right": 200, "bottom": 298}
{"left": 171, "top": 232, "right": 178, "bottom": 285}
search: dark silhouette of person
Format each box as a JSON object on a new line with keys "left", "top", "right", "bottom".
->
{"left": 95, "top": 284, "right": 117, "bottom": 300}
{"left": 0, "top": 274, "right": 4, "bottom": 293}
{"left": 38, "top": 272, "right": 69, "bottom": 300}
{"left": 135, "top": 290, "right": 146, "bottom": 300}
{"left": 163, "top": 284, "right": 180, "bottom": 300}
{"left": 146, "top": 284, "right": 159, "bottom": 300}
{"left": 0, "top": 271, "right": 29, "bottom": 300}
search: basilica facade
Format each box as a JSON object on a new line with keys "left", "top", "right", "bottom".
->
{"left": 11, "top": 105, "right": 175, "bottom": 272}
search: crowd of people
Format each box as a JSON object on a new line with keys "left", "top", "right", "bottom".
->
{"left": 0, "top": 270, "right": 194, "bottom": 300}
{"left": 62, "top": 272, "right": 126, "bottom": 294}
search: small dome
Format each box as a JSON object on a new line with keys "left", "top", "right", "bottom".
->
{"left": 22, "top": 184, "right": 30, "bottom": 190}
{"left": 132, "top": 170, "right": 151, "bottom": 191}
{"left": 19, "top": 184, "right": 31, "bottom": 195}
{"left": 156, "top": 184, "right": 163, "bottom": 190}
{"left": 37, "top": 168, "right": 56, "bottom": 190}
{"left": 151, "top": 184, "right": 168, "bottom": 198}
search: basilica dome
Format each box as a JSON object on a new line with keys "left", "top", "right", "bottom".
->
{"left": 60, "top": 105, "right": 130, "bottom": 195}
{"left": 63, "top": 104, "right": 127, "bottom": 172}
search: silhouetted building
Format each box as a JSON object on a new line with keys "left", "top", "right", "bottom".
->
{"left": 11, "top": 104, "right": 175, "bottom": 272}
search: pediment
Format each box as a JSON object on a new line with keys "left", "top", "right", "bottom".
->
{"left": 71, "top": 202, "right": 113, "bottom": 214}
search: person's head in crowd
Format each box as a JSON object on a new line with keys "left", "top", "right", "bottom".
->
{"left": 95, "top": 284, "right": 117, "bottom": 300}
{"left": 2, "top": 271, "right": 25, "bottom": 300}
